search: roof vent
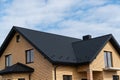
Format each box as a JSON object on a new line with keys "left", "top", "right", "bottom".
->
{"left": 83, "top": 35, "right": 92, "bottom": 40}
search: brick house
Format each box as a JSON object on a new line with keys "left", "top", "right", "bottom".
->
{"left": 0, "top": 26, "right": 120, "bottom": 80}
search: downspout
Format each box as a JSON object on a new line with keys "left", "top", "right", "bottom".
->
{"left": 29, "top": 73, "right": 31, "bottom": 80}
{"left": 54, "top": 65, "right": 59, "bottom": 80}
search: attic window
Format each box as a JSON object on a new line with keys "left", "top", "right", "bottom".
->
{"left": 16, "top": 35, "right": 20, "bottom": 42}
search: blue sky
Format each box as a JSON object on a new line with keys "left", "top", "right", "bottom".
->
{"left": 0, "top": 0, "right": 120, "bottom": 45}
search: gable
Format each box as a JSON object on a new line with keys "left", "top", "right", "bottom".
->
{"left": 90, "top": 41, "right": 120, "bottom": 71}
{"left": 0, "top": 32, "right": 53, "bottom": 79}
{"left": 0, "top": 27, "right": 80, "bottom": 65}
{"left": 0, "top": 32, "right": 35, "bottom": 69}
{"left": 72, "top": 34, "right": 120, "bottom": 65}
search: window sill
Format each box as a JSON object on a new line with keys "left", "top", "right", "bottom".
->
{"left": 103, "top": 67, "right": 120, "bottom": 71}
{"left": 26, "top": 62, "right": 34, "bottom": 64}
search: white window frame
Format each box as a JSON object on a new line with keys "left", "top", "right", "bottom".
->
{"left": 104, "top": 51, "right": 113, "bottom": 68}
{"left": 26, "top": 49, "right": 34, "bottom": 63}
{"left": 5, "top": 54, "right": 12, "bottom": 67}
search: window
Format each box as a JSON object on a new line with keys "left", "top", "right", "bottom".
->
{"left": 104, "top": 51, "right": 113, "bottom": 68}
{"left": 18, "top": 78, "right": 25, "bottom": 80}
{"left": 16, "top": 35, "right": 20, "bottom": 42}
{"left": 113, "top": 75, "right": 119, "bottom": 80}
{"left": 63, "top": 75, "right": 72, "bottom": 80}
{"left": 26, "top": 49, "right": 34, "bottom": 63}
{"left": 5, "top": 55, "right": 12, "bottom": 67}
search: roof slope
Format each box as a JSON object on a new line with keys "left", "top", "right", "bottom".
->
{"left": 0, "top": 63, "right": 34, "bottom": 75}
{"left": 0, "top": 26, "right": 80, "bottom": 64}
{"left": 72, "top": 34, "right": 120, "bottom": 64}
{"left": 0, "top": 26, "right": 120, "bottom": 65}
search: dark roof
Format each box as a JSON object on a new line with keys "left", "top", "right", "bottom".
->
{"left": 0, "top": 26, "right": 80, "bottom": 64}
{"left": 72, "top": 34, "right": 120, "bottom": 64}
{"left": 0, "top": 26, "right": 120, "bottom": 65}
{"left": 0, "top": 63, "right": 34, "bottom": 75}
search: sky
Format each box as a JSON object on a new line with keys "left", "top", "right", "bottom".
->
{"left": 0, "top": 0, "right": 120, "bottom": 45}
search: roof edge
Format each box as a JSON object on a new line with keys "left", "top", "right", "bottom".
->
{"left": 0, "top": 27, "right": 16, "bottom": 56}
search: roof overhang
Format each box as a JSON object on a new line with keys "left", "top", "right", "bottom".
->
{"left": 0, "top": 63, "right": 34, "bottom": 75}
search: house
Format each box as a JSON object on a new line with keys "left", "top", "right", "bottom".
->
{"left": 0, "top": 26, "right": 120, "bottom": 80}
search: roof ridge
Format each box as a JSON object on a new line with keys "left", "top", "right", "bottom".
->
{"left": 13, "top": 26, "right": 81, "bottom": 40}
{"left": 72, "top": 34, "right": 112, "bottom": 44}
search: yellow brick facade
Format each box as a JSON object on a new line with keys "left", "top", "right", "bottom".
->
{"left": 55, "top": 66, "right": 86, "bottom": 80}
{"left": 90, "top": 41, "right": 120, "bottom": 70}
{"left": 89, "top": 41, "right": 120, "bottom": 80}
{"left": 2, "top": 73, "right": 29, "bottom": 80}
{"left": 0, "top": 32, "right": 120, "bottom": 80}
{"left": 0, "top": 33, "right": 53, "bottom": 80}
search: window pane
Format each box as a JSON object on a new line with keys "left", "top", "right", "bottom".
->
{"left": 68, "top": 76, "right": 72, "bottom": 80}
{"left": 16, "top": 35, "right": 20, "bottom": 42}
{"left": 63, "top": 75, "right": 72, "bottom": 80}
{"left": 27, "top": 51, "right": 30, "bottom": 62}
{"left": 6, "top": 56, "right": 9, "bottom": 66}
{"left": 104, "top": 51, "right": 112, "bottom": 68}
{"left": 113, "top": 75, "right": 119, "bottom": 80}
{"left": 26, "top": 49, "right": 34, "bottom": 63}
{"left": 5, "top": 55, "right": 12, "bottom": 67}
{"left": 18, "top": 78, "right": 25, "bottom": 80}
{"left": 63, "top": 76, "right": 67, "bottom": 80}
{"left": 31, "top": 50, "right": 34, "bottom": 62}
{"left": 108, "top": 53, "right": 112, "bottom": 67}
{"left": 9, "top": 55, "right": 12, "bottom": 66}
{"left": 104, "top": 52, "right": 107, "bottom": 67}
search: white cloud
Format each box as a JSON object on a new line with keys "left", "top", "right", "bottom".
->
{"left": 0, "top": 0, "right": 77, "bottom": 44}
{"left": 0, "top": 0, "right": 77, "bottom": 28}
{"left": 0, "top": 0, "right": 120, "bottom": 45}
